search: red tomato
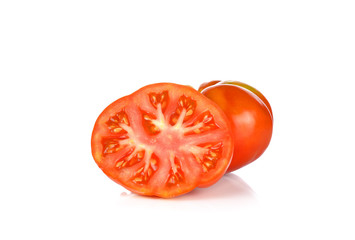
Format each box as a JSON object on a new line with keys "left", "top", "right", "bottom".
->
{"left": 199, "top": 81, "right": 273, "bottom": 172}
{"left": 91, "top": 83, "right": 234, "bottom": 198}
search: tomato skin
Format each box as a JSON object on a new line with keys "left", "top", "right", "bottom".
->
{"left": 200, "top": 81, "right": 273, "bottom": 172}
{"left": 198, "top": 80, "right": 221, "bottom": 92}
{"left": 199, "top": 80, "right": 273, "bottom": 119}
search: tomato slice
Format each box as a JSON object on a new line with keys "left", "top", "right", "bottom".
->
{"left": 91, "top": 83, "right": 234, "bottom": 198}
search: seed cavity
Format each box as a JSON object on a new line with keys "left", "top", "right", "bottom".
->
{"left": 131, "top": 153, "right": 159, "bottom": 185}
{"left": 142, "top": 110, "right": 162, "bottom": 135}
{"left": 169, "top": 95, "right": 196, "bottom": 126}
{"left": 149, "top": 91, "right": 169, "bottom": 113}
{"left": 199, "top": 142, "right": 223, "bottom": 172}
{"left": 183, "top": 111, "right": 218, "bottom": 135}
{"left": 102, "top": 139, "right": 127, "bottom": 155}
{"left": 115, "top": 147, "right": 144, "bottom": 168}
{"left": 185, "top": 142, "right": 223, "bottom": 173}
{"left": 166, "top": 154, "right": 185, "bottom": 186}
{"left": 106, "top": 110, "right": 130, "bottom": 134}
{"left": 141, "top": 91, "right": 171, "bottom": 135}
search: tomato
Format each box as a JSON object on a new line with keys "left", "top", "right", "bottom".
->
{"left": 199, "top": 81, "right": 273, "bottom": 172}
{"left": 91, "top": 83, "right": 234, "bottom": 198}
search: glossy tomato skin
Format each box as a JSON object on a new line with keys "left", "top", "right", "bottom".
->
{"left": 199, "top": 80, "right": 273, "bottom": 119}
{"left": 91, "top": 83, "right": 234, "bottom": 198}
{"left": 198, "top": 80, "right": 221, "bottom": 92}
{"left": 200, "top": 81, "right": 273, "bottom": 172}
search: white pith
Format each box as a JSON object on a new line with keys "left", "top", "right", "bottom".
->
{"left": 149, "top": 103, "right": 167, "bottom": 130}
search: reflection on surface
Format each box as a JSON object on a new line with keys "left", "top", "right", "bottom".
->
{"left": 177, "top": 173, "right": 256, "bottom": 201}
{"left": 118, "top": 173, "right": 257, "bottom": 208}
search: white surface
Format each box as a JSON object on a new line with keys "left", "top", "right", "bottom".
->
{"left": 1, "top": 1, "right": 354, "bottom": 239}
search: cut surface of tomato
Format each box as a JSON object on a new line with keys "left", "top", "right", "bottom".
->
{"left": 91, "top": 83, "right": 234, "bottom": 198}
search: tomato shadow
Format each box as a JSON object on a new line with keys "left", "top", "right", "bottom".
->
{"left": 120, "top": 173, "right": 257, "bottom": 203}
{"left": 175, "top": 173, "right": 257, "bottom": 202}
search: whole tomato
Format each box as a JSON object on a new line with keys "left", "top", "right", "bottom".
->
{"left": 199, "top": 81, "right": 273, "bottom": 172}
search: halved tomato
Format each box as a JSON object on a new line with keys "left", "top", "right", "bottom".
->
{"left": 91, "top": 83, "right": 234, "bottom": 198}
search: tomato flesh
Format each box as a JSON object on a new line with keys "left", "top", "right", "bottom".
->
{"left": 91, "top": 83, "right": 233, "bottom": 198}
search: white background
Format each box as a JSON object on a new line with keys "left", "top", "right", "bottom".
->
{"left": 1, "top": 0, "right": 354, "bottom": 239}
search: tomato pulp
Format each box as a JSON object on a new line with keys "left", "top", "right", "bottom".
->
{"left": 91, "top": 83, "right": 234, "bottom": 198}
{"left": 199, "top": 81, "right": 273, "bottom": 172}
